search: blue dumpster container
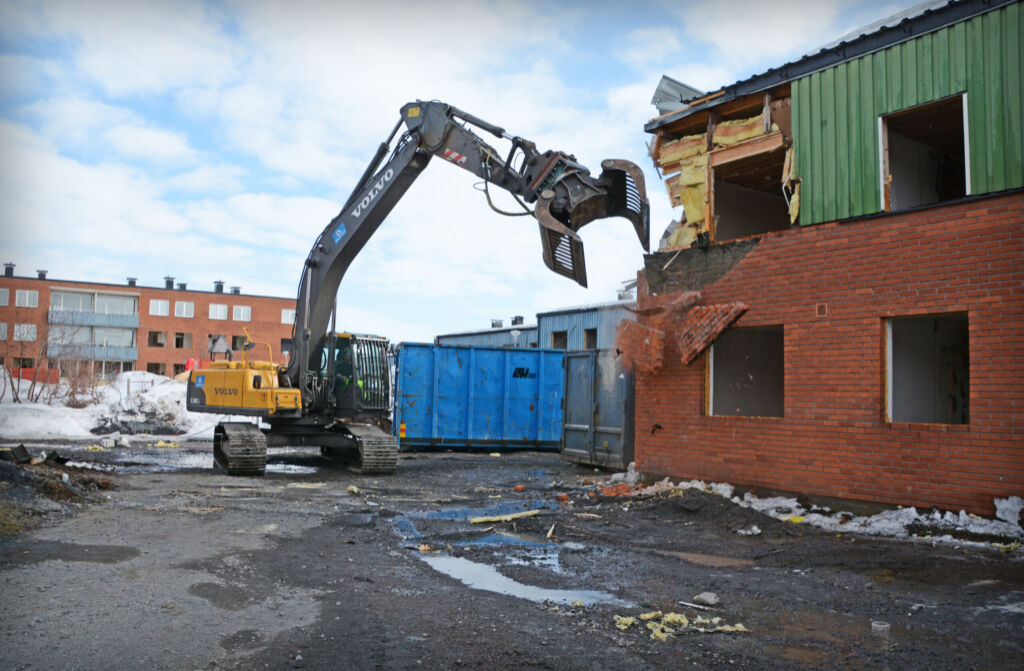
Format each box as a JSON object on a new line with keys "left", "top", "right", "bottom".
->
{"left": 393, "top": 343, "right": 564, "bottom": 450}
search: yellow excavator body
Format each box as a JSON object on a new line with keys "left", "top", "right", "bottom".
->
{"left": 186, "top": 329, "right": 301, "bottom": 417}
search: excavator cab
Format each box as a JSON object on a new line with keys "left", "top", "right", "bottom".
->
{"left": 320, "top": 333, "right": 391, "bottom": 421}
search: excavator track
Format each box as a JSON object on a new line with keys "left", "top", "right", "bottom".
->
{"left": 214, "top": 423, "right": 267, "bottom": 476}
{"left": 346, "top": 423, "right": 398, "bottom": 475}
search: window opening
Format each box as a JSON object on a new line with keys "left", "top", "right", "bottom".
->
{"left": 50, "top": 291, "right": 93, "bottom": 312}
{"left": 712, "top": 147, "right": 790, "bottom": 240}
{"left": 13, "top": 324, "right": 37, "bottom": 342}
{"left": 146, "top": 362, "right": 167, "bottom": 376}
{"left": 148, "top": 331, "right": 167, "bottom": 348}
{"left": 881, "top": 95, "right": 966, "bottom": 212}
{"left": 231, "top": 335, "right": 248, "bottom": 350}
{"left": 709, "top": 325, "right": 784, "bottom": 417}
{"left": 173, "top": 363, "right": 187, "bottom": 376}
{"left": 174, "top": 332, "right": 192, "bottom": 349}
{"left": 149, "top": 299, "right": 169, "bottom": 316}
{"left": 15, "top": 290, "right": 38, "bottom": 308}
{"left": 885, "top": 313, "right": 968, "bottom": 424}
{"left": 551, "top": 330, "right": 568, "bottom": 349}
{"left": 584, "top": 328, "right": 597, "bottom": 350}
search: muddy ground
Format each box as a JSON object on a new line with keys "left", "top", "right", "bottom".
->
{"left": 1, "top": 443, "right": 1022, "bottom": 670}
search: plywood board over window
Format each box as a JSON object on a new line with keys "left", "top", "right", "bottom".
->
{"left": 708, "top": 326, "right": 784, "bottom": 418}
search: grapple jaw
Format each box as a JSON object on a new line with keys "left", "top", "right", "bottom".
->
{"left": 535, "top": 158, "right": 650, "bottom": 287}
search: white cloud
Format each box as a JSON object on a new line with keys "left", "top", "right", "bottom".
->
{"left": 33, "top": 0, "right": 240, "bottom": 96}
{"left": 166, "top": 164, "right": 246, "bottom": 193}
{"left": 615, "top": 28, "right": 682, "bottom": 68}
{"left": 104, "top": 125, "right": 197, "bottom": 163}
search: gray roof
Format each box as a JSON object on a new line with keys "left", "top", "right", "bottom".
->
{"left": 646, "top": 0, "right": 1012, "bottom": 133}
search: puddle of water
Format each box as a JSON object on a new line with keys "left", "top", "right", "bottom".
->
{"left": 266, "top": 463, "right": 318, "bottom": 474}
{"left": 419, "top": 554, "right": 630, "bottom": 607}
{"left": 457, "top": 531, "right": 551, "bottom": 548}
{"left": 414, "top": 499, "right": 557, "bottom": 521}
{"left": 393, "top": 518, "right": 422, "bottom": 540}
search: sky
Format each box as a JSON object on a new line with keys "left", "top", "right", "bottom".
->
{"left": 0, "top": 0, "right": 917, "bottom": 343}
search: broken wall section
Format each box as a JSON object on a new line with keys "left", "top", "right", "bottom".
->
{"left": 651, "top": 94, "right": 799, "bottom": 250}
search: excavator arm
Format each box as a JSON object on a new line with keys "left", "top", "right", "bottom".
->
{"left": 287, "top": 99, "right": 650, "bottom": 391}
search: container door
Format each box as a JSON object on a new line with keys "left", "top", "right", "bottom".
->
{"left": 592, "top": 350, "right": 633, "bottom": 468}
{"left": 562, "top": 351, "right": 595, "bottom": 462}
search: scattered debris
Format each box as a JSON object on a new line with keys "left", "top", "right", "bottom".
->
{"left": 514, "top": 484, "right": 526, "bottom": 492}
{"left": 546, "top": 523, "right": 556, "bottom": 539}
{"left": 639, "top": 611, "right": 662, "bottom": 621}
{"left": 677, "top": 600, "right": 711, "bottom": 611}
{"left": 347, "top": 486, "right": 360, "bottom": 494}
{"left": 614, "top": 615, "right": 636, "bottom": 630}
{"left": 85, "top": 445, "right": 105, "bottom": 451}
{"left": 737, "top": 525, "right": 761, "bottom": 536}
{"left": 286, "top": 482, "right": 326, "bottom": 489}
{"left": 693, "top": 592, "right": 720, "bottom": 606}
{"left": 469, "top": 510, "right": 538, "bottom": 524}
{"left": 556, "top": 493, "right": 569, "bottom": 502}
{"left": 871, "top": 621, "right": 891, "bottom": 636}
{"left": 489, "top": 453, "right": 501, "bottom": 457}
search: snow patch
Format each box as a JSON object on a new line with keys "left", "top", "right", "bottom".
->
{"left": 0, "top": 371, "right": 254, "bottom": 440}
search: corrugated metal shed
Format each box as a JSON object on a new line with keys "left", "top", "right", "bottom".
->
{"left": 435, "top": 326, "right": 538, "bottom": 348}
{"left": 793, "top": 1, "right": 1023, "bottom": 225}
{"left": 537, "top": 300, "right": 636, "bottom": 351}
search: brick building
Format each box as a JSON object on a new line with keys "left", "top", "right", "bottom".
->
{"left": 625, "top": 0, "right": 1023, "bottom": 515}
{"left": 0, "top": 264, "right": 296, "bottom": 379}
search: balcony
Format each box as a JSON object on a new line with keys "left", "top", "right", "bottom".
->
{"left": 48, "top": 309, "right": 139, "bottom": 329}
{"left": 47, "top": 343, "right": 138, "bottom": 361}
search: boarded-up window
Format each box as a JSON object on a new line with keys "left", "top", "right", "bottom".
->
{"left": 709, "top": 326, "right": 784, "bottom": 417}
{"left": 886, "top": 313, "right": 968, "bottom": 424}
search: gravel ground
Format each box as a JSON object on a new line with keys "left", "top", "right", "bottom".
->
{"left": 1, "top": 443, "right": 1022, "bottom": 670}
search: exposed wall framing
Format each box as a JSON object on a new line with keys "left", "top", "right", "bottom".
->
{"left": 650, "top": 88, "right": 799, "bottom": 250}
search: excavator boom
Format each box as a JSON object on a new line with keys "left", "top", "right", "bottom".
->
{"left": 288, "top": 100, "right": 650, "bottom": 387}
{"left": 189, "top": 99, "right": 651, "bottom": 476}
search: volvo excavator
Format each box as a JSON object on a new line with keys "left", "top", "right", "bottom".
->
{"left": 186, "top": 100, "right": 650, "bottom": 476}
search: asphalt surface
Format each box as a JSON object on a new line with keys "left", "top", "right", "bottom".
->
{"left": 1, "top": 443, "right": 1022, "bottom": 670}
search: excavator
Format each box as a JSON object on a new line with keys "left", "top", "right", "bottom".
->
{"left": 186, "top": 100, "right": 650, "bottom": 476}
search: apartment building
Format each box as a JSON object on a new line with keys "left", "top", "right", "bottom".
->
{"left": 0, "top": 264, "right": 296, "bottom": 379}
{"left": 621, "top": 0, "right": 1023, "bottom": 516}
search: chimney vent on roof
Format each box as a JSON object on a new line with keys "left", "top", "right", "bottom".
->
{"left": 164, "top": 276, "right": 174, "bottom": 290}
{"left": 3, "top": 263, "right": 13, "bottom": 278}
{"left": 491, "top": 319, "right": 503, "bottom": 329}
{"left": 37, "top": 270, "right": 47, "bottom": 280}
{"left": 511, "top": 315, "right": 524, "bottom": 326}
{"left": 177, "top": 282, "right": 187, "bottom": 291}
{"left": 230, "top": 286, "right": 241, "bottom": 295}
{"left": 214, "top": 280, "right": 224, "bottom": 294}
{"left": 127, "top": 277, "right": 137, "bottom": 287}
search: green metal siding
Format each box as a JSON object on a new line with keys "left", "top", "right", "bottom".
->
{"left": 793, "top": 1, "right": 1024, "bottom": 225}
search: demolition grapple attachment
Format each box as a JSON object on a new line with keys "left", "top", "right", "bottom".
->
{"left": 533, "top": 157, "right": 650, "bottom": 287}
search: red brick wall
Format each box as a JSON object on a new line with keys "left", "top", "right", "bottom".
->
{"left": 0, "top": 276, "right": 294, "bottom": 376}
{"left": 634, "top": 191, "right": 1024, "bottom": 515}
{"left": 138, "top": 287, "right": 293, "bottom": 373}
